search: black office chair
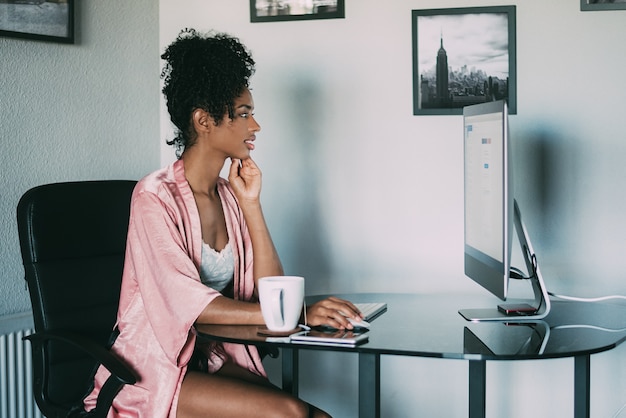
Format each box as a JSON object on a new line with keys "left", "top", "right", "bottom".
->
{"left": 17, "top": 180, "right": 138, "bottom": 418}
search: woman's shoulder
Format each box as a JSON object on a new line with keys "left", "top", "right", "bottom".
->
{"left": 135, "top": 160, "right": 183, "bottom": 192}
{"left": 131, "top": 160, "right": 189, "bottom": 205}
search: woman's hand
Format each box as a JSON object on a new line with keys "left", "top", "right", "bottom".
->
{"left": 228, "top": 157, "right": 261, "bottom": 204}
{"left": 229, "top": 157, "right": 284, "bottom": 282}
{"left": 305, "top": 297, "right": 363, "bottom": 330}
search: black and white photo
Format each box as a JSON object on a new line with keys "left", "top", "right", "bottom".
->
{"left": 581, "top": 0, "right": 626, "bottom": 11}
{"left": 0, "top": 0, "right": 74, "bottom": 43}
{"left": 412, "top": 6, "right": 516, "bottom": 116}
{"left": 250, "top": 0, "right": 344, "bottom": 23}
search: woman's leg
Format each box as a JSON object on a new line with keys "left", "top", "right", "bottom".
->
{"left": 176, "top": 364, "right": 331, "bottom": 418}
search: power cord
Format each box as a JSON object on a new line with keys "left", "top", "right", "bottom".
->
{"left": 509, "top": 251, "right": 539, "bottom": 281}
{"left": 548, "top": 293, "right": 626, "bottom": 303}
{"left": 509, "top": 265, "right": 626, "bottom": 303}
{"left": 552, "top": 324, "right": 626, "bottom": 333}
{"left": 509, "top": 266, "right": 528, "bottom": 280}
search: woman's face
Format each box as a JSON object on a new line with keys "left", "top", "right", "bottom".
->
{"left": 211, "top": 88, "right": 261, "bottom": 160}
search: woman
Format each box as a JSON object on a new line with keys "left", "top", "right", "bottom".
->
{"left": 84, "top": 28, "right": 362, "bottom": 417}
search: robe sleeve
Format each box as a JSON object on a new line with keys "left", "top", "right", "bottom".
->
{"left": 122, "top": 188, "right": 219, "bottom": 366}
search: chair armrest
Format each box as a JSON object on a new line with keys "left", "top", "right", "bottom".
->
{"left": 24, "top": 330, "right": 136, "bottom": 385}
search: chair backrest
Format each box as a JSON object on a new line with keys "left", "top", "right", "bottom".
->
{"left": 17, "top": 180, "right": 136, "bottom": 415}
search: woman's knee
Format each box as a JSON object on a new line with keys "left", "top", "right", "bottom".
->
{"left": 268, "top": 396, "right": 310, "bottom": 418}
{"left": 310, "top": 404, "right": 332, "bottom": 418}
{"left": 274, "top": 398, "right": 331, "bottom": 418}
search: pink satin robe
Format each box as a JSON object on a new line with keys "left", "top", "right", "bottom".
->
{"left": 84, "top": 159, "right": 266, "bottom": 417}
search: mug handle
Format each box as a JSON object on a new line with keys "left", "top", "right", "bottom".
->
{"left": 270, "top": 288, "right": 284, "bottom": 327}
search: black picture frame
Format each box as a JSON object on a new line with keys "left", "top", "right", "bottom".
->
{"left": 250, "top": 0, "right": 345, "bottom": 23}
{"left": 0, "top": 0, "right": 74, "bottom": 44}
{"left": 412, "top": 6, "right": 516, "bottom": 116}
{"left": 581, "top": 0, "right": 626, "bottom": 11}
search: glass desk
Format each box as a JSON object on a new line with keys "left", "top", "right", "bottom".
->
{"left": 195, "top": 293, "right": 626, "bottom": 418}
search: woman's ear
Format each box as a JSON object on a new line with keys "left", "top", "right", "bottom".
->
{"left": 192, "top": 109, "right": 213, "bottom": 133}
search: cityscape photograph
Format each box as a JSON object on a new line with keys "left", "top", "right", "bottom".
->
{"left": 414, "top": 10, "right": 513, "bottom": 113}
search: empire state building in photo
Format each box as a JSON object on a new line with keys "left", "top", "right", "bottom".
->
{"left": 436, "top": 34, "right": 449, "bottom": 106}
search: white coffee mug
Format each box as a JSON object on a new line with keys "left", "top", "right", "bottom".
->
{"left": 258, "top": 276, "right": 304, "bottom": 332}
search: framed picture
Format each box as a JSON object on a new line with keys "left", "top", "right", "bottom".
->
{"left": 581, "top": 0, "right": 626, "bottom": 11}
{"left": 250, "top": 0, "right": 345, "bottom": 23}
{"left": 0, "top": 0, "right": 74, "bottom": 44}
{"left": 412, "top": 6, "right": 516, "bottom": 116}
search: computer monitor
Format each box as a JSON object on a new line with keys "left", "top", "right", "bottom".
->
{"left": 459, "top": 100, "right": 551, "bottom": 322}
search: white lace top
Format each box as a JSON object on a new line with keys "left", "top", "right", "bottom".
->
{"left": 199, "top": 240, "right": 234, "bottom": 292}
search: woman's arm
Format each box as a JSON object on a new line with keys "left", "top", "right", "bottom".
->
{"left": 196, "top": 296, "right": 265, "bottom": 324}
{"left": 228, "top": 157, "right": 284, "bottom": 284}
{"left": 197, "top": 295, "right": 362, "bottom": 329}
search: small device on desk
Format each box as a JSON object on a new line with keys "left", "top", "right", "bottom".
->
{"left": 290, "top": 328, "right": 369, "bottom": 347}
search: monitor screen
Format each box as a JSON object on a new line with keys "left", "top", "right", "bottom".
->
{"left": 460, "top": 100, "right": 551, "bottom": 321}
{"left": 463, "top": 100, "right": 512, "bottom": 301}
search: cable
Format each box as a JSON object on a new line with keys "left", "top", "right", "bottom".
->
{"left": 548, "top": 292, "right": 626, "bottom": 303}
{"left": 510, "top": 262, "right": 626, "bottom": 304}
{"left": 509, "top": 251, "right": 539, "bottom": 281}
{"left": 509, "top": 266, "right": 528, "bottom": 280}
{"left": 509, "top": 250, "right": 547, "bottom": 314}
{"left": 552, "top": 324, "right": 626, "bottom": 333}
{"left": 511, "top": 253, "right": 626, "bottom": 310}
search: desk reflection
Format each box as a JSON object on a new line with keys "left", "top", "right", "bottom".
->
{"left": 464, "top": 321, "right": 550, "bottom": 357}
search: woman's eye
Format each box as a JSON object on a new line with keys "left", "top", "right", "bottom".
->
{"left": 239, "top": 112, "right": 254, "bottom": 119}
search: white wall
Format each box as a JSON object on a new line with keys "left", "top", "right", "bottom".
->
{"left": 160, "top": 1, "right": 626, "bottom": 417}
{"left": 0, "top": 1, "right": 160, "bottom": 315}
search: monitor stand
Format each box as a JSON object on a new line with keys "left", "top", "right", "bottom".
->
{"left": 459, "top": 200, "right": 552, "bottom": 322}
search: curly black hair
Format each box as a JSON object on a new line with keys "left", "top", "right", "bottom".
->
{"left": 160, "top": 28, "right": 256, "bottom": 157}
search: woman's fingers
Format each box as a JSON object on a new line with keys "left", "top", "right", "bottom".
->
{"left": 306, "top": 297, "right": 363, "bottom": 329}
